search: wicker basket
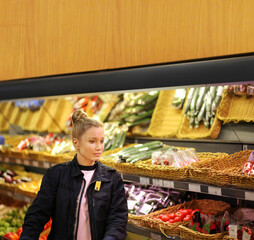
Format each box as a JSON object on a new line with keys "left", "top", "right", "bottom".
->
{"left": 223, "top": 236, "right": 237, "bottom": 240}
{"left": 217, "top": 91, "right": 254, "bottom": 123}
{"left": 224, "top": 150, "right": 254, "bottom": 190}
{"left": 179, "top": 225, "right": 227, "bottom": 240}
{"left": 147, "top": 90, "right": 183, "bottom": 138}
{"left": 138, "top": 159, "right": 189, "bottom": 181}
{"left": 187, "top": 152, "right": 230, "bottom": 186}
{"left": 177, "top": 114, "right": 222, "bottom": 139}
{"left": 128, "top": 213, "right": 149, "bottom": 227}
{"left": 145, "top": 199, "right": 230, "bottom": 237}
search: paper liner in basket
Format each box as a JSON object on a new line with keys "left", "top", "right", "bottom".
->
{"left": 147, "top": 90, "right": 183, "bottom": 138}
{"left": 217, "top": 91, "right": 254, "bottom": 123}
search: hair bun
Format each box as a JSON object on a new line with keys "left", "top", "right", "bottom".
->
{"left": 71, "top": 109, "right": 88, "bottom": 124}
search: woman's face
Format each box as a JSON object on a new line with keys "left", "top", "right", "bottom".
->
{"left": 73, "top": 127, "right": 104, "bottom": 166}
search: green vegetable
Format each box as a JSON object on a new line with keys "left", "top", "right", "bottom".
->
{"left": 171, "top": 88, "right": 187, "bottom": 109}
{"left": 120, "top": 141, "right": 164, "bottom": 160}
{"left": 195, "top": 87, "right": 208, "bottom": 113}
{"left": 127, "top": 117, "right": 151, "bottom": 127}
{"left": 184, "top": 88, "right": 195, "bottom": 115}
{"left": 124, "top": 109, "right": 154, "bottom": 122}
{"left": 189, "top": 88, "right": 200, "bottom": 118}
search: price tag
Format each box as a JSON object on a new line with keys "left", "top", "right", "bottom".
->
{"left": 243, "top": 230, "right": 251, "bottom": 240}
{"left": 150, "top": 232, "right": 161, "bottom": 240}
{"left": 208, "top": 186, "right": 221, "bottom": 196}
{"left": 229, "top": 225, "right": 239, "bottom": 239}
{"left": 127, "top": 200, "right": 137, "bottom": 210}
{"left": 33, "top": 161, "right": 39, "bottom": 167}
{"left": 43, "top": 162, "right": 50, "bottom": 168}
{"left": 152, "top": 179, "right": 163, "bottom": 187}
{"left": 16, "top": 159, "right": 22, "bottom": 164}
{"left": 245, "top": 191, "right": 254, "bottom": 201}
{"left": 189, "top": 183, "right": 201, "bottom": 192}
{"left": 24, "top": 159, "right": 30, "bottom": 165}
{"left": 140, "top": 177, "right": 150, "bottom": 185}
{"left": 163, "top": 180, "right": 174, "bottom": 188}
{"left": 139, "top": 203, "right": 153, "bottom": 215}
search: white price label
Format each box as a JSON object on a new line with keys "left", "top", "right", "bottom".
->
{"left": 229, "top": 225, "right": 238, "bottom": 238}
{"left": 24, "top": 159, "right": 30, "bottom": 165}
{"left": 139, "top": 203, "right": 153, "bottom": 215}
{"left": 16, "top": 159, "right": 22, "bottom": 164}
{"left": 140, "top": 177, "right": 150, "bottom": 185}
{"left": 208, "top": 186, "right": 221, "bottom": 196}
{"left": 189, "top": 183, "right": 201, "bottom": 192}
{"left": 243, "top": 230, "right": 251, "bottom": 240}
{"left": 43, "top": 162, "right": 50, "bottom": 168}
{"left": 152, "top": 179, "right": 163, "bottom": 187}
{"left": 33, "top": 161, "right": 39, "bottom": 167}
{"left": 127, "top": 200, "right": 137, "bottom": 210}
{"left": 245, "top": 191, "right": 254, "bottom": 201}
{"left": 150, "top": 232, "right": 161, "bottom": 240}
{"left": 163, "top": 180, "right": 174, "bottom": 188}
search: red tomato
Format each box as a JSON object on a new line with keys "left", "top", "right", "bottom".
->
{"left": 168, "top": 212, "right": 176, "bottom": 219}
{"left": 175, "top": 212, "right": 184, "bottom": 219}
{"left": 161, "top": 214, "right": 170, "bottom": 222}
{"left": 16, "top": 226, "right": 23, "bottom": 236}
{"left": 168, "top": 218, "right": 176, "bottom": 224}
{"left": 183, "top": 214, "right": 192, "bottom": 221}
{"left": 179, "top": 209, "right": 189, "bottom": 216}
{"left": 174, "top": 216, "right": 182, "bottom": 222}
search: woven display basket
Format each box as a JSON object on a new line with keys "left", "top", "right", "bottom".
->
{"left": 224, "top": 150, "right": 254, "bottom": 190}
{"left": 137, "top": 146, "right": 195, "bottom": 181}
{"left": 138, "top": 159, "right": 189, "bottom": 181}
{"left": 177, "top": 114, "right": 222, "bottom": 139}
{"left": 223, "top": 236, "right": 237, "bottom": 240}
{"left": 147, "top": 90, "right": 183, "bottom": 138}
{"left": 145, "top": 199, "right": 230, "bottom": 238}
{"left": 217, "top": 91, "right": 254, "bottom": 123}
{"left": 128, "top": 213, "right": 150, "bottom": 228}
{"left": 179, "top": 225, "right": 227, "bottom": 240}
{"left": 187, "top": 152, "right": 230, "bottom": 186}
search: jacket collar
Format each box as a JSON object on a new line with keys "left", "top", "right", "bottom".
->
{"left": 70, "top": 155, "right": 110, "bottom": 182}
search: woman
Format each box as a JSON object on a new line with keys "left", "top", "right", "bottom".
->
{"left": 20, "top": 109, "right": 128, "bottom": 240}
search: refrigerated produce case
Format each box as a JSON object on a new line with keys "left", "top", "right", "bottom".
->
{"left": 0, "top": 54, "right": 254, "bottom": 239}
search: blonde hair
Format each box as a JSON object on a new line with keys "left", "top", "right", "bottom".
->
{"left": 71, "top": 109, "right": 103, "bottom": 139}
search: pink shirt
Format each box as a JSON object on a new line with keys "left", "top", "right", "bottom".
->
{"left": 77, "top": 169, "right": 95, "bottom": 240}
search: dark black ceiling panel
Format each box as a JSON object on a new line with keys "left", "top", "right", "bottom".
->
{"left": 0, "top": 53, "right": 254, "bottom": 100}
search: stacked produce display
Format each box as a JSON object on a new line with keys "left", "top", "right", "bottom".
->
{"left": 0, "top": 84, "right": 254, "bottom": 240}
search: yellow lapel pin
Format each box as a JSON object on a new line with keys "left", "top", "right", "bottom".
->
{"left": 95, "top": 181, "right": 101, "bottom": 191}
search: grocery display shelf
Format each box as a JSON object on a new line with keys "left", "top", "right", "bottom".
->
{"left": 122, "top": 174, "right": 254, "bottom": 201}
{"left": 1, "top": 155, "right": 254, "bottom": 201}
{"left": 0, "top": 155, "right": 56, "bottom": 169}
{"left": 127, "top": 223, "right": 183, "bottom": 240}
{"left": 0, "top": 187, "right": 35, "bottom": 204}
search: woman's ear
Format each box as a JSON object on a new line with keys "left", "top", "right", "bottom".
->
{"left": 72, "top": 138, "right": 79, "bottom": 150}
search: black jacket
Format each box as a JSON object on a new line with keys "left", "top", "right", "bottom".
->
{"left": 20, "top": 157, "right": 128, "bottom": 240}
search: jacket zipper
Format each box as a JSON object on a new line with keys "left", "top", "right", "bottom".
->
{"left": 74, "top": 180, "right": 86, "bottom": 240}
